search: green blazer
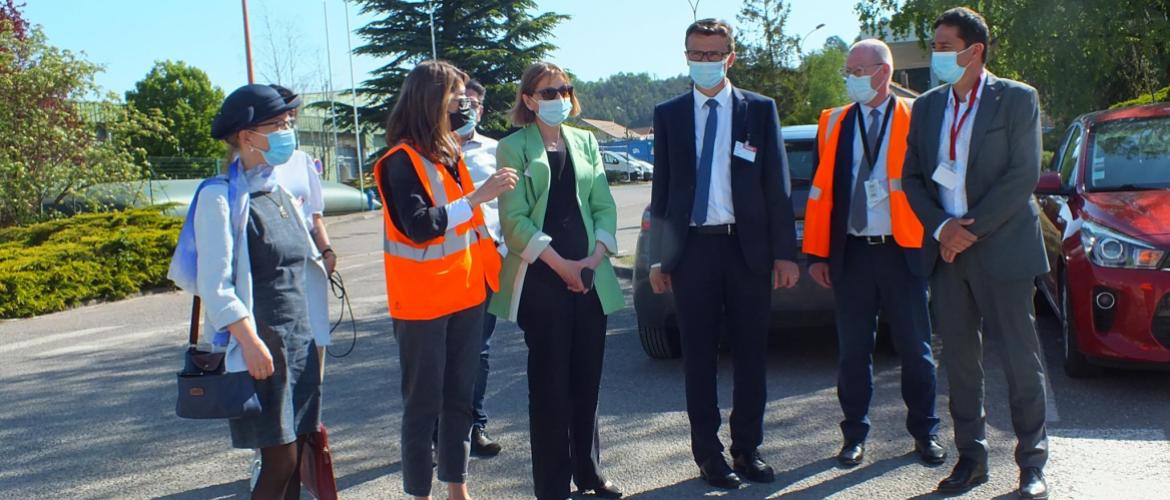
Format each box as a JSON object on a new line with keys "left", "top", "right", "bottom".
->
{"left": 487, "top": 124, "right": 624, "bottom": 321}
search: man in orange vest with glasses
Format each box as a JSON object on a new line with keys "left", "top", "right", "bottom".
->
{"left": 803, "top": 39, "right": 943, "bottom": 469}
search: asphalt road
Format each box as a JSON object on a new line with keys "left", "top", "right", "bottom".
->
{"left": 1, "top": 182, "right": 1168, "bottom": 499}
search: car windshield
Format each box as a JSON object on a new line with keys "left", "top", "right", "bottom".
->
{"left": 785, "top": 139, "right": 816, "bottom": 188}
{"left": 1087, "top": 117, "right": 1170, "bottom": 191}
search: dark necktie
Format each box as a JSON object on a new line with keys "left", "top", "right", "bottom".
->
{"left": 849, "top": 108, "right": 882, "bottom": 232}
{"left": 692, "top": 99, "right": 719, "bottom": 225}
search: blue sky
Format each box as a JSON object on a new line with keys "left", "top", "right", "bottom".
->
{"left": 25, "top": 0, "right": 862, "bottom": 96}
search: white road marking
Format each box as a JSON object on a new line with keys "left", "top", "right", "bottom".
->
{"left": 34, "top": 321, "right": 187, "bottom": 358}
{"left": 0, "top": 325, "right": 122, "bottom": 353}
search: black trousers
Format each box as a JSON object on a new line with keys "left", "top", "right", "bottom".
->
{"left": 518, "top": 266, "right": 608, "bottom": 500}
{"left": 670, "top": 231, "right": 772, "bottom": 465}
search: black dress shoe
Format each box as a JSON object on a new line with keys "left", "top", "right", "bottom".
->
{"left": 836, "top": 441, "right": 865, "bottom": 467}
{"left": 914, "top": 435, "right": 946, "bottom": 465}
{"left": 1019, "top": 467, "right": 1049, "bottom": 499}
{"left": 579, "top": 480, "right": 624, "bottom": 499}
{"left": 936, "top": 457, "right": 989, "bottom": 493}
{"left": 698, "top": 455, "right": 742, "bottom": 489}
{"left": 470, "top": 426, "right": 502, "bottom": 457}
{"left": 732, "top": 449, "right": 776, "bottom": 483}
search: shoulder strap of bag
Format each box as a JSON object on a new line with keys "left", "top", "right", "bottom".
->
{"left": 187, "top": 296, "right": 202, "bottom": 347}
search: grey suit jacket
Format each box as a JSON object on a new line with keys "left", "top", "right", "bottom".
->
{"left": 901, "top": 72, "right": 1050, "bottom": 280}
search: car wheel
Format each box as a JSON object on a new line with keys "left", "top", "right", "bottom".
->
{"left": 639, "top": 324, "right": 681, "bottom": 359}
{"left": 620, "top": 172, "right": 631, "bottom": 182}
{"left": 1060, "top": 271, "right": 1101, "bottom": 378}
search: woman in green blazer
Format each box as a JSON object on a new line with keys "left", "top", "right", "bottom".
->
{"left": 489, "top": 62, "right": 624, "bottom": 500}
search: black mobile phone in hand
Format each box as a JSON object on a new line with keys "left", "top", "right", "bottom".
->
{"left": 580, "top": 267, "right": 595, "bottom": 291}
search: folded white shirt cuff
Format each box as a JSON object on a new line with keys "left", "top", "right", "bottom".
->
{"left": 933, "top": 218, "right": 952, "bottom": 241}
{"left": 445, "top": 198, "right": 473, "bottom": 230}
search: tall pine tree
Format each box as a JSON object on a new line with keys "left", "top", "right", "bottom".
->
{"left": 353, "top": 0, "right": 568, "bottom": 137}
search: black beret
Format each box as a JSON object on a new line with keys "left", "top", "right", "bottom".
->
{"left": 210, "top": 84, "right": 300, "bottom": 140}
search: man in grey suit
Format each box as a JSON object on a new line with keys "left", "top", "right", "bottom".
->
{"left": 901, "top": 7, "right": 1050, "bottom": 499}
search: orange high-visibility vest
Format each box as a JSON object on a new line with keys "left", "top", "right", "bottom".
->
{"left": 803, "top": 97, "right": 923, "bottom": 258}
{"left": 372, "top": 143, "right": 501, "bottom": 321}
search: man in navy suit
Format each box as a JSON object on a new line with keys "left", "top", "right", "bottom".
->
{"left": 802, "top": 39, "right": 943, "bottom": 469}
{"left": 648, "top": 18, "right": 799, "bottom": 489}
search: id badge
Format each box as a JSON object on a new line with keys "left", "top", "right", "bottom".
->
{"left": 733, "top": 141, "right": 758, "bottom": 162}
{"left": 932, "top": 161, "right": 960, "bottom": 189}
{"left": 864, "top": 178, "right": 889, "bottom": 208}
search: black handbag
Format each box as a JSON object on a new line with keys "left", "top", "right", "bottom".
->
{"left": 176, "top": 296, "right": 262, "bottom": 419}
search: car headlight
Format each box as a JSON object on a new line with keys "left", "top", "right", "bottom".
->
{"left": 1080, "top": 221, "right": 1165, "bottom": 269}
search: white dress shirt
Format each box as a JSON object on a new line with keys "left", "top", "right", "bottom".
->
{"left": 461, "top": 130, "right": 501, "bottom": 242}
{"left": 692, "top": 84, "right": 735, "bottom": 225}
{"left": 934, "top": 71, "right": 987, "bottom": 239}
{"left": 849, "top": 96, "right": 893, "bottom": 237}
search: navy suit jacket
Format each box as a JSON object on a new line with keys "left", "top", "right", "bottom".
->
{"left": 810, "top": 102, "right": 928, "bottom": 280}
{"left": 648, "top": 86, "right": 797, "bottom": 275}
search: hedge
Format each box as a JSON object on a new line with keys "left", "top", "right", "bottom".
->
{"left": 0, "top": 208, "right": 181, "bottom": 318}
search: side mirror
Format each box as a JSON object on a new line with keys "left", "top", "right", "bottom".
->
{"left": 1035, "top": 171, "right": 1065, "bottom": 195}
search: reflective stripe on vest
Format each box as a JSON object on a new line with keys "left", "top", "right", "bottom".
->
{"left": 802, "top": 97, "right": 923, "bottom": 256}
{"left": 382, "top": 223, "right": 493, "bottom": 261}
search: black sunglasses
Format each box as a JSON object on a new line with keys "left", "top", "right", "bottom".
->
{"left": 531, "top": 85, "right": 574, "bottom": 100}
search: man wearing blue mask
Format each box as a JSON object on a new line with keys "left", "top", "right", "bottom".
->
{"left": 900, "top": 7, "right": 1050, "bottom": 499}
{"left": 455, "top": 79, "right": 504, "bottom": 457}
{"left": 803, "top": 38, "right": 943, "bottom": 470}
{"left": 648, "top": 18, "right": 799, "bottom": 489}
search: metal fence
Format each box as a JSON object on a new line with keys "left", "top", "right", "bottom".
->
{"left": 146, "top": 156, "right": 223, "bottom": 180}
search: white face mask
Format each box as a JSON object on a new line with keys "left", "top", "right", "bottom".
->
{"left": 845, "top": 74, "right": 878, "bottom": 104}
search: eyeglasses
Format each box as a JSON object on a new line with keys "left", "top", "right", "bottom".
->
{"left": 252, "top": 118, "right": 295, "bottom": 131}
{"left": 467, "top": 98, "right": 482, "bottom": 108}
{"left": 452, "top": 96, "right": 473, "bottom": 110}
{"left": 531, "top": 85, "right": 574, "bottom": 100}
{"left": 840, "top": 63, "right": 884, "bottom": 78}
{"left": 685, "top": 50, "right": 730, "bottom": 62}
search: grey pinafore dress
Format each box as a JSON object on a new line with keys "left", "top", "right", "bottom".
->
{"left": 229, "top": 189, "right": 322, "bottom": 449}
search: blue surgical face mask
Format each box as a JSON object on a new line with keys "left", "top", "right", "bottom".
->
{"left": 537, "top": 98, "right": 572, "bottom": 127}
{"left": 259, "top": 128, "right": 297, "bottom": 166}
{"left": 689, "top": 59, "right": 727, "bottom": 90}
{"left": 846, "top": 74, "right": 878, "bottom": 104}
{"left": 931, "top": 50, "right": 967, "bottom": 84}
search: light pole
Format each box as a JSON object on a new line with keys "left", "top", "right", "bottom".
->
{"left": 344, "top": 0, "right": 366, "bottom": 207}
{"left": 799, "top": 23, "right": 826, "bottom": 57}
{"left": 241, "top": 0, "right": 255, "bottom": 84}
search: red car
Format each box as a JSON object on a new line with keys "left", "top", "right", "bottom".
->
{"left": 1035, "top": 102, "right": 1170, "bottom": 377}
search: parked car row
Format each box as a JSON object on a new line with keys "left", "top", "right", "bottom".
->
{"left": 601, "top": 150, "right": 654, "bottom": 182}
{"left": 631, "top": 103, "right": 1170, "bottom": 379}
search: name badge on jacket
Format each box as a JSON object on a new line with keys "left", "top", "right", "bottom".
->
{"left": 733, "top": 141, "right": 757, "bottom": 162}
{"left": 932, "top": 161, "right": 960, "bottom": 189}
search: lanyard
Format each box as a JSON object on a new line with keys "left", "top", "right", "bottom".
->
{"left": 857, "top": 97, "right": 896, "bottom": 170}
{"left": 948, "top": 83, "right": 980, "bottom": 161}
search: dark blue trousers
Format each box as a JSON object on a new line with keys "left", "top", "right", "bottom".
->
{"left": 472, "top": 291, "right": 497, "bottom": 428}
{"left": 833, "top": 237, "right": 939, "bottom": 443}
{"left": 671, "top": 231, "right": 772, "bottom": 464}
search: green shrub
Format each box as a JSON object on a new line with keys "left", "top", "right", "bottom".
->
{"left": 0, "top": 208, "right": 181, "bottom": 318}
{"left": 1110, "top": 86, "right": 1170, "bottom": 109}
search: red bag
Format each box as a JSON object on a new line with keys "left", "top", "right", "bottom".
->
{"left": 300, "top": 424, "right": 338, "bottom": 500}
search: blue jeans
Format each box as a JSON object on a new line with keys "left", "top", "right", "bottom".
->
{"left": 472, "top": 292, "right": 497, "bottom": 428}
